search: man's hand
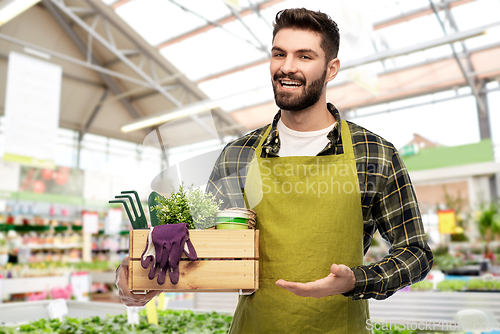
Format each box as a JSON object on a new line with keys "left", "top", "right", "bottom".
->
{"left": 275, "top": 264, "right": 356, "bottom": 298}
{"left": 115, "top": 256, "right": 162, "bottom": 306}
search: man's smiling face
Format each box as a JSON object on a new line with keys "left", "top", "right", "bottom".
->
{"left": 270, "top": 28, "right": 329, "bottom": 112}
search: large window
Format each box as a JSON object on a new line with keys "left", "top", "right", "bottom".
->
{"left": 0, "top": 119, "right": 163, "bottom": 177}
{"left": 347, "top": 85, "right": 500, "bottom": 150}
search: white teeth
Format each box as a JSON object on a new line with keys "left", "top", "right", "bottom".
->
{"left": 281, "top": 80, "right": 302, "bottom": 86}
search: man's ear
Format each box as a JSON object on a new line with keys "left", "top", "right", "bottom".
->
{"left": 325, "top": 58, "right": 340, "bottom": 83}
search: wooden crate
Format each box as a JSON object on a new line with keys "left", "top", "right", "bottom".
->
{"left": 129, "top": 229, "right": 259, "bottom": 293}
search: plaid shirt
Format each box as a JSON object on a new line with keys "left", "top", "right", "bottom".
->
{"left": 206, "top": 103, "right": 433, "bottom": 301}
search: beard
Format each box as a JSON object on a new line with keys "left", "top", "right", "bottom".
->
{"left": 272, "top": 70, "right": 327, "bottom": 112}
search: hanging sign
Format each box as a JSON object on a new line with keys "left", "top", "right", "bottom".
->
{"left": 82, "top": 211, "right": 99, "bottom": 234}
{"left": 71, "top": 272, "right": 90, "bottom": 302}
{"left": 3, "top": 52, "right": 62, "bottom": 168}
{"left": 127, "top": 307, "right": 140, "bottom": 325}
{"left": 437, "top": 209, "right": 457, "bottom": 234}
{"left": 47, "top": 299, "right": 68, "bottom": 321}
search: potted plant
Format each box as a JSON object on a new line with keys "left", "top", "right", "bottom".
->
{"left": 151, "top": 183, "right": 223, "bottom": 229}
{"left": 476, "top": 203, "right": 500, "bottom": 264}
{"left": 443, "top": 186, "right": 469, "bottom": 242}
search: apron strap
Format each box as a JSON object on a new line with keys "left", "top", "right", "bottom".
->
{"left": 255, "top": 120, "right": 353, "bottom": 158}
{"left": 255, "top": 124, "right": 273, "bottom": 158}
{"left": 339, "top": 119, "right": 354, "bottom": 157}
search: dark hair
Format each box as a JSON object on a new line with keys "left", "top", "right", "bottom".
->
{"left": 272, "top": 8, "right": 340, "bottom": 61}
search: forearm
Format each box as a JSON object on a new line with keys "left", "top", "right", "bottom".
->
{"left": 344, "top": 244, "right": 433, "bottom": 300}
{"left": 345, "top": 147, "right": 434, "bottom": 300}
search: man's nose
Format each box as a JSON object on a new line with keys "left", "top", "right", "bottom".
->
{"left": 281, "top": 56, "right": 297, "bottom": 74}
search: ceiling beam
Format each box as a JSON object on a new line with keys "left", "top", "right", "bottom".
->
{"left": 0, "top": 32, "right": 155, "bottom": 88}
{"left": 111, "top": 0, "right": 131, "bottom": 9}
{"left": 51, "top": 0, "right": 223, "bottom": 141}
{"left": 79, "top": 89, "right": 110, "bottom": 140}
{"left": 227, "top": 42, "right": 500, "bottom": 127}
{"left": 0, "top": 52, "right": 105, "bottom": 88}
{"left": 359, "top": 40, "right": 500, "bottom": 77}
{"left": 196, "top": 57, "right": 270, "bottom": 84}
{"left": 155, "top": 0, "right": 284, "bottom": 50}
{"left": 168, "top": 0, "right": 266, "bottom": 53}
{"left": 195, "top": 20, "right": 500, "bottom": 85}
{"left": 428, "top": 0, "right": 487, "bottom": 121}
{"left": 336, "top": 20, "right": 500, "bottom": 70}
{"left": 105, "top": 0, "right": 278, "bottom": 76}
{"left": 96, "top": 73, "right": 183, "bottom": 106}
{"left": 52, "top": 0, "right": 184, "bottom": 109}
{"left": 129, "top": 85, "right": 182, "bottom": 103}
{"left": 346, "top": 86, "right": 499, "bottom": 120}
{"left": 42, "top": 0, "right": 149, "bottom": 135}
{"left": 84, "top": 0, "right": 243, "bottom": 137}
{"left": 224, "top": 2, "right": 270, "bottom": 56}
{"left": 435, "top": 0, "right": 491, "bottom": 140}
{"left": 248, "top": 0, "right": 273, "bottom": 30}
{"left": 102, "top": 52, "right": 139, "bottom": 67}
{"left": 373, "top": 0, "right": 475, "bottom": 30}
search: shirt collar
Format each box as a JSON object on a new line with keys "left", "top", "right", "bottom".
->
{"left": 261, "top": 103, "right": 342, "bottom": 157}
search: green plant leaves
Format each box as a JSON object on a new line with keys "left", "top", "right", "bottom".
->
{"left": 188, "top": 187, "right": 223, "bottom": 230}
{"left": 410, "top": 280, "right": 433, "bottom": 291}
{"left": 478, "top": 203, "right": 500, "bottom": 236}
{"left": 152, "top": 183, "right": 194, "bottom": 228}
{"left": 0, "top": 309, "right": 233, "bottom": 333}
{"left": 433, "top": 254, "right": 464, "bottom": 272}
{"left": 467, "top": 278, "right": 500, "bottom": 291}
{"left": 150, "top": 183, "right": 222, "bottom": 229}
{"left": 436, "top": 279, "right": 467, "bottom": 292}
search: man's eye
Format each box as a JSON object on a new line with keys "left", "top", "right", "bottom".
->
{"left": 273, "top": 53, "right": 284, "bottom": 57}
{"left": 301, "top": 55, "right": 312, "bottom": 60}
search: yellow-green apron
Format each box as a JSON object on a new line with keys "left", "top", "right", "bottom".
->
{"left": 229, "top": 120, "right": 370, "bottom": 334}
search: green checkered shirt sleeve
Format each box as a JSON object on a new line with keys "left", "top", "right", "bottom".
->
{"left": 347, "top": 129, "right": 433, "bottom": 300}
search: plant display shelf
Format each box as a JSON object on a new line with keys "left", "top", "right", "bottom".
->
{"left": 1, "top": 275, "right": 70, "bottom": 299}
{"left": 89, "top": 271, "right": 116, "bottom": 284}
{"left": 0, "top": 300, "right": 127, "bottom": 325}
{"left": 129, "top": 229, "right": 259, "bottom": 293}
{"left": 369, "top": 291, "right": 500, "bottom": 331}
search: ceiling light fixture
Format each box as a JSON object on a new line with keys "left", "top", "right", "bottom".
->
{"left": 0, "top": 0, "right": 41, "bottom": 26}
{"left": 121, "top": 100, "right": 220, "bottom": 133}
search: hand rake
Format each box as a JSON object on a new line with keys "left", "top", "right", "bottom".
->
{"left": 109, "top": 190, "right": 148, "bottom": 229}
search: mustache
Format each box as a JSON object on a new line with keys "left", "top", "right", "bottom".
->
{"left": 273, "top": 72, "right": 305, "bottom": 84}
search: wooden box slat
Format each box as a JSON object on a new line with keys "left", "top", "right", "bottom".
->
{"left": 129, "top": 229, "right": 259, "bottom": 292}
{"left": 129, "top": 260, "right": 256, "bottom": 291}
{"left": 130, "top": 229, "right": 258, "bottom": 259}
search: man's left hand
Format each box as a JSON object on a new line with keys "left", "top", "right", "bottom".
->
{"left": 275, "top": 264, "right": 356, "bottom": 298}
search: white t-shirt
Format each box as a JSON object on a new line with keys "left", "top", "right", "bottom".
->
{"left": 277, "top": 119, "right": 336, "bottom": 157}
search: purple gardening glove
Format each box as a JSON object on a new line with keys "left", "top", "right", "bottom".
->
{"left": 141, "top": 223, "right": 197, "bottom": 285}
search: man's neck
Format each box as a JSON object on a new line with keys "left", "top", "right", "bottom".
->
{"left": 280, "top": 99, "right": 335, "bottom": 132}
